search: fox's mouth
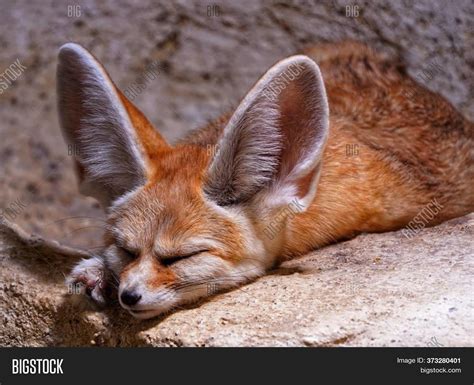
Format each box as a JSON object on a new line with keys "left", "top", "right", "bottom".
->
{"left": 127, "top": 308, "right": 164, "bottom": 319}
{"left": 129, "top": 309, "right": 148, "bottom": 314}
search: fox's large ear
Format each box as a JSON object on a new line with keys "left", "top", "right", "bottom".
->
{"left": 57, "top": 43, "right": 168, "bottom": 208}
{"left": 205, "top": 55, "right": 329, "bottom": 210}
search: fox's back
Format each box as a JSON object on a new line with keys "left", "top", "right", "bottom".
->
{"left": 306, "top": 40, "right": 474, "bottom": 198}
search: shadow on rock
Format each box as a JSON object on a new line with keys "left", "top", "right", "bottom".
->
{"left": 0, "top": 220, "right": 89, "bottom": 283}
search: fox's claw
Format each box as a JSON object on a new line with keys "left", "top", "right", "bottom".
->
{"left": 66, "top": 256, "right": 109, "bottom": 307}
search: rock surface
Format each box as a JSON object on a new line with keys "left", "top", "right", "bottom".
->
{"left": 0, "top": 0, "right": 473, "bottom": 346}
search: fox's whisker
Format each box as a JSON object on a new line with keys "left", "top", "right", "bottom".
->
{"left": 43, "top": 216, "right": 106, "bottom": 228}
{"left": 64, "top": 226, "right": 105, "bottom": 237}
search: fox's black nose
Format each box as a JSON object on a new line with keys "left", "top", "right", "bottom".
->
{"left": 120, "top": 290, "right": 142, "bottom": 306}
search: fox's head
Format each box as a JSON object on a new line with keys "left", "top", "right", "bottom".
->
{"left": 57, "top": 43, "right": 329, "bottom": 318}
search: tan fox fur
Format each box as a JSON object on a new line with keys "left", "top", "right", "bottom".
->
{"left": 57, "top": 41, "right": 474, "bottom": 319}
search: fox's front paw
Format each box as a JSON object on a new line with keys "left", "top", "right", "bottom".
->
{"left": 66, "top": 256, "right": 109, "bottom": 307}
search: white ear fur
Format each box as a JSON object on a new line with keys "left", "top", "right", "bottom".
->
{"left": 205, "top": 55, "right": 329, "bottom": 210}
{"left": 57, "top": 43, "right": 147, "bottom": 208}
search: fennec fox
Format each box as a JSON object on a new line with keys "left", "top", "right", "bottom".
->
{"left": 58, "top": 41, "right": 473, "bottom": 319}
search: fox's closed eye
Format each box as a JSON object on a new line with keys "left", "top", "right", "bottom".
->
{"left": 118, "top": 246, "right": 138, "bottom": 259}
{"left": 160, "top": 250, "right": 209, "bottom": 266}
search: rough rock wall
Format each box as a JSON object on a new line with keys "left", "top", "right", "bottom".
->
{"left": 0, "top": 0, "right": 473, "bottom": 346}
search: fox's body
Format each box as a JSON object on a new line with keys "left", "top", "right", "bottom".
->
{"left": 181, "top": 42, "right": 473, "bottom": 259}
{"left": 58, "top": 41, "right": 473, "bottom": 319}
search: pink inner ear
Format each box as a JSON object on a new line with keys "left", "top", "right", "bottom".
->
{"left": 276, "top": 67, "right": 326, "bottom": 181}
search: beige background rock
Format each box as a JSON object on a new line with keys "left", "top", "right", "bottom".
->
{"left": 0, "top": 0, "right": 473, "bottom": 346}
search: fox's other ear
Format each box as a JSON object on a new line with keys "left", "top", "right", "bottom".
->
{"left": 205, "top": 55, "right": 329, "bottom": 211}
{"left": 57, "top": 43, "right": 168, "bottom": 208}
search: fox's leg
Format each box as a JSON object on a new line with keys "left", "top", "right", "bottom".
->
{"left": 66, "top": 255, "right": 112, "bottom": 307}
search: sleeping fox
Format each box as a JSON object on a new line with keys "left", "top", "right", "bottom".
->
{"left": 57, "top": 41, "right": 474, "bottom": 319}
